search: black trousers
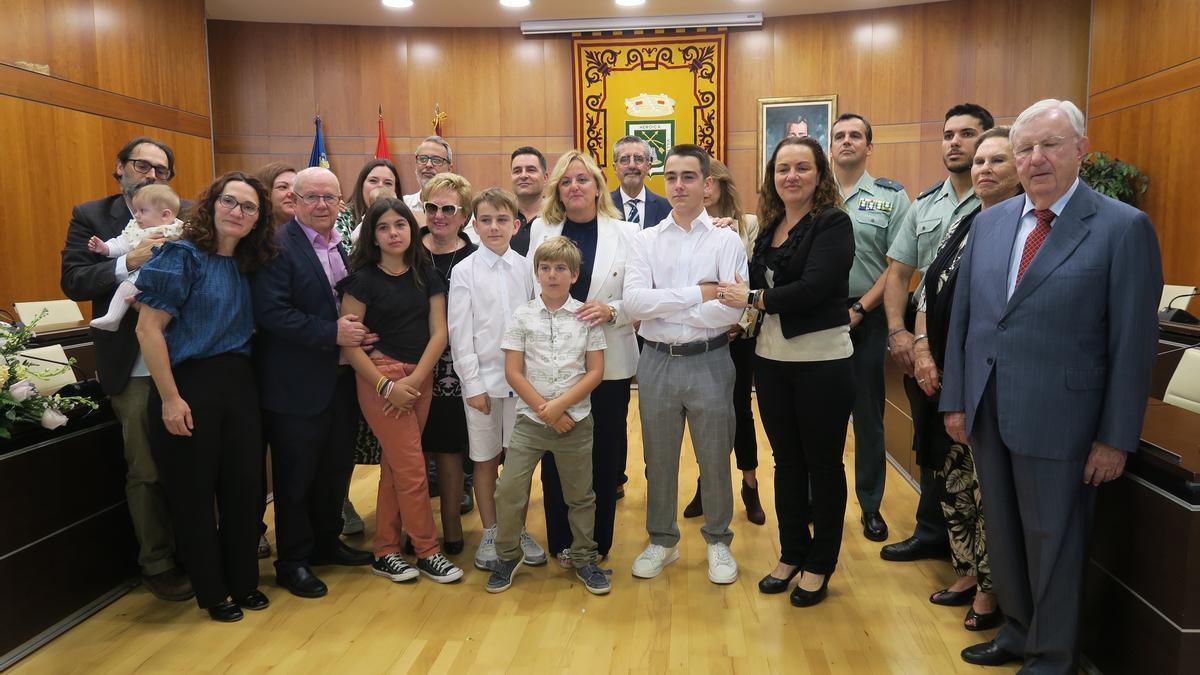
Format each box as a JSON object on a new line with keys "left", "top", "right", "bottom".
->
{"left": 148, "top": 354, "right": 263, "bottom": 609}
{"left": 541, "top": 377, "right": 631, "bottom": 557}
{"left": 754, "top": 356, "right": 854, "bottom": 574}
{"left": 730, "top": 337, "right": 759, "bottom": 471}
{"left": 263, "top": 368, "right": 358, "bottom": 573}
{"left": 904, "top": 374, "right": 952, "bottom": 546}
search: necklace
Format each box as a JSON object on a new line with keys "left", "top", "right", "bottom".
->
{"left": 377, "top": 262, "right": 409, "bottom": 276}
{"left": 430, "top": 246, "right": 461, "bottom": 283}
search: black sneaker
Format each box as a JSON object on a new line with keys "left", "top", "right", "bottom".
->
{"left": 417, "top": 553, "right": 464, "bottom": 583}
{"left": 372, "top": 553, "right": 418, "bottom": 582}
{"left": 486, "top": 556, "right": 524, "bottom": 594}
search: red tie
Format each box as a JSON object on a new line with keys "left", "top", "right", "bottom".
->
{"left": 1016, "top": 209, "right": 1054, "bottom": 284}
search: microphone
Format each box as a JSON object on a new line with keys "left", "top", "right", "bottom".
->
{"left": 1159, "top": 291, "right": 1198, "bottom": 325}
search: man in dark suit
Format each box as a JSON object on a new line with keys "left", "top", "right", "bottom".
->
{"left": 252, "top": 166, "right": 374, "bottom": 598}
{"left": 59, "top": 136, "right": 193, "bottom": 601}
{"left": 940, "top": 99, "right": 1163, "bottom": 673}
{"left": 610, "top": 135, "right": 671, "bottom": 229}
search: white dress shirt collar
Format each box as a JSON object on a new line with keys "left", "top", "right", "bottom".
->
{"left": 620, "top": 186, "right": 647, "bottom": 204}
{"left": 1020, "top": 177, "right": 1080, "bottom": 221}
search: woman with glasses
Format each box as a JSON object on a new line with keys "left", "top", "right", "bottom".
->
{"left": 528, "top": 150, "right": 639, "bottom": 568}
{"left": 134, "top": 172, "right": 279, "bottom": 622}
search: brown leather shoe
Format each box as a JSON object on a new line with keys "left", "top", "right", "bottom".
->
{"left": 142, "top": 568, "right": 194, "bottom": 602}
{"left": 741, "top": 480, "right": 766, "bottom": 525}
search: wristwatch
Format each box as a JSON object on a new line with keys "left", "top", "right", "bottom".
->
{"left": 607, "top": 305, "right": 618, "bottom": 325}
{"left": 851, "top": 301, "right": 865, "bottom": 316}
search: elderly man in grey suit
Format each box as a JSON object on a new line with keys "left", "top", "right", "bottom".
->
{"left": 940, "top": 99, "right": 1162, "bottom": 673}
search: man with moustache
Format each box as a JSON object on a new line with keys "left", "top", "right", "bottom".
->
{"left": 831, "top": 113, "right": 911, "bottom": 543}
{"left": 403, "top": 136, "right": 455, "bottom": 212}
{"left": 610, "top": 135, "right": 671, "bottom": 229}
{"left": 880, "top": 103, "right": 993, "bottom": 562}
{"left": 941, "top": 99, "right": 1161, "bottom": 672}
{"left": 509, "top": 146, "right": 548, "bottom": 256}
{"left": 61, "top": 137, "right": 194, "bottom": 602}
{"left": 252, "top": 167, "right": 374, "bottom": 598}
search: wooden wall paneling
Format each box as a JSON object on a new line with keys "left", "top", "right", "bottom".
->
{"left": 499, "top": 31, "right": 548, "bottom": 138}
{"left": 207, "top": 20, "right": 269, "bottom": 138}
{"left": 360, "top": 27, "right": 411, "bottom": 142}
{"left": 541, "top": 37, "right": 575, "bottom": 139}
{"left": 1090, "top": 0, "right": 1200, "bottom": 95}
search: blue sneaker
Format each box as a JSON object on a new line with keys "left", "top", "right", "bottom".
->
{"left": 576, "top": 562, "right": 611, "bottom": 595}
{"left": 486, "top": 556, "right": 524, "bottom": 593}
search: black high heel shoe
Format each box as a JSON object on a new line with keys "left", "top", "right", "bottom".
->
{"left": 444, "top": 539, "right": 465, "bottom": 555}
{"left": 965, "top": 605, "right": 1004, "bottom": 631}
{"left": 207, "top": 600, "right": 244, "bottom": 623}
{"left": 790, "top": 572, "right": 832, "bottom": 607}
{"left": 758, "top": 565, "right": 801, "bottom": 594}
{"left": 930, "top": 585, "right": 977, "bottom": 606}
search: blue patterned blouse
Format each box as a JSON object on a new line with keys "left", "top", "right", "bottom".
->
{"left": 135, "top": 240, "right": 255, "bottom": 365}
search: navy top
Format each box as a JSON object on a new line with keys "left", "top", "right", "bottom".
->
{"left": 560, "top": 217, "right": 598, "bottom": 303}
{"left": 136, "top": 240, "right": 255, "bottom": 365}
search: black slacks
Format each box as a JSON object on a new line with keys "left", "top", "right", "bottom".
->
{"left": 729, "top": 336, "right": 759, "bottom": 471}
{"left": 148, "top": 354, "right": 263, "bottom": 609}
{"left": 542, "top": 377, "right": 631, "bottom": 557}
{"left": 263, "top": 368, "right": 358, "bottom": 573}
{"left": 754, "top": 356, "right": 854, "bottom": 574}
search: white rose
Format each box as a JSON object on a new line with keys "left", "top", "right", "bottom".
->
{"left": 9, "top": 379, "right": 35, "bottom": 402}
{"left": 40, "top": 407, "right": 69, "bottom": 430}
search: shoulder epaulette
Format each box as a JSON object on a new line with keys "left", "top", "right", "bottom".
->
{"left": 916, "top": 180, "right": 944, "bottom": 201}
{"left": 874, "top": 177, "right": 904, "bottom": 192}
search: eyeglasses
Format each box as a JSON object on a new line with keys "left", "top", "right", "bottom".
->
{"left": 298, "top": 193, "right": 340, "bottom": 205}
{"left": 216, "top": 194, "right": 260, "bottom": 216}
{"left": 1013, "top": 136, "right": 1070, "bottom": 160}
{"left": 127, "top": 159, "right": 171, "bottom": 180}
{"left": 423, "top": 202, "right": 462, "bottom": 217}
{"left": 415, "top": 155, "right": 450, "bottom": 167}
{"left": 617, "top": 155, "right": 649, "bottom": 166}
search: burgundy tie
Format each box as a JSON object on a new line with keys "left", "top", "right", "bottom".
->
{"left": 1016, "top": 209, "right": 1054, "bottom": 285}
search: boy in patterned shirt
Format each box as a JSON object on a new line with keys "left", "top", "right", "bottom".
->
{"left": 487, "top": 236, "right": 610, "bottom": 595}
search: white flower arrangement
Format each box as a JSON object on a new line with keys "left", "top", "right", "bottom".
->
{"left": 1, "top": 311, "right": 97, "bottom": 439}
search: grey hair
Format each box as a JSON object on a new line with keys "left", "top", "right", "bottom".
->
{"left": 292, "top": 166, "right": 339, "bottom": 195}
{"left": 417, "top": 135, "right": 453, "bottom": 163}
{"left": 1011, "top": 99, "right": 1086, "bottom": 140}
{"left": 612, "top": 135, "right": 654, "bottom": 162}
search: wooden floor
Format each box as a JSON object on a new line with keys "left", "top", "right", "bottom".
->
{"left": 13, "top": 393, "right": 1017, "bottom": 674}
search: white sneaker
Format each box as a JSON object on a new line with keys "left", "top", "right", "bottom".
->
{"left": 520, "top": 529, "right": 547, "bottom": 566}
{"left": 475, "top": 526, "right": 498, "bottom": 570}
{"left": 707, "top": 542, "right": 738, "bottom": 584}
{"left": 631, "top": 544, "right": 679, "bottom": 579}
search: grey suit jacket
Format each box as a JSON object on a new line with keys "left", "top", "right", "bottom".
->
{"left": 939, "top": 182, "right": 1162, "bottom": 460}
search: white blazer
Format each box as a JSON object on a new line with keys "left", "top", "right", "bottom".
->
{"left": 529, "top": 215, "right": 640, "bottom": 380}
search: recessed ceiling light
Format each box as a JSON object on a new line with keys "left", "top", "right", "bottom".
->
{"left": 615, "top": 0, "right": 646, "bottom": 6}
{"left": 500, "top": 0, "right": 531, "bottom": 7}
{"left": 382, "top": 0, "right": 413, "bottom": 8}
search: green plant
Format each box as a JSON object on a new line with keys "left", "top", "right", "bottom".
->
{"left": 1080, "top": 151, "right": 1148, "bottom": 206}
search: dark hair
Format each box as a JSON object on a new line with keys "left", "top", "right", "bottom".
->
{"left": 349, "top": 198, "right": 431, "bottom": 291}
{"left": 757, "top": 136, "right": 843, "bottom": 230}
{"left": 113, "top": 136, "right": 176, "bottom": 181}
{"left": 945, "top": 103, "right": 995, "bottom": 131}
{"left": 510, "top": 146, "right": 547, "bottom": 172}
{"left": 183, "top": 172, "right": 278, "bottom": 273}
{"left": 664, "top": 144, "right": 711, "bottom": 177}
{"left": 253, "top": 161, "right": 297, "bottom": 190}
{"left": 832, "top": 113, "right": 873, "bottom": 145}
{"left": 348, "top": 159, "right": 401, "bottom": 223}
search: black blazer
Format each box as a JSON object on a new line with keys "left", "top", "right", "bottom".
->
{"left": 611, "top": 187, "right": 671, "bottom": 228}
{"left": 251, "top": 218, "right": 349, "bottom": 416}
{"left": 751, "top": 206, "right": 855, "bottom": 340}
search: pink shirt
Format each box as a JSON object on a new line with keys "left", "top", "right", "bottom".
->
{"left": 296, "top": 220, "right": 348, "bottom": 309}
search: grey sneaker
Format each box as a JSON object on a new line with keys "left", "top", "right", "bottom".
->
{"left": 520, "top": 530, "right": 547, "bottom": 566}
{"left": 372, "top": 552, "right": 418, "bottom": 582}
{"left": 342, "top": 499, "right": 364, "bottom": 536}
{"left": 576, "top": 563, "right": 612, "bottom": 595}
{"left": 417, "top": 553, "right": 464, "bottom": 583}
{"left": 475, "top": 526, "right": 499, "bottom": 570}
{"left": 486, "top": 556, "right": 524, "bottom": 593}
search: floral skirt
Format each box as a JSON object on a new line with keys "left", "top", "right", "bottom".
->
{"left": 935, "top": 442, "right": 991, "bottom": 591}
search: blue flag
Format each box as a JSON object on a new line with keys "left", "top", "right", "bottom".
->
{"left": 308, "top": 115, "right": 330, "bottom": 168}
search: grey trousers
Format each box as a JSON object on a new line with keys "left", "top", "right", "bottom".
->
{"left": 972, "top": 378, "right": 1096, "bottom": 675}
{"left": 109, "top": 375, "right": 177, "bottom": 576}
{"left": 638, "top": 344, "right": 735, "bottom": 548}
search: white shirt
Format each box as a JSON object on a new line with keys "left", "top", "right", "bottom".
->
{"left": 623, "top": 209, "right": 748, "bottom": 344}
{"left": 402, "top": 191, "right": 421, "bottom": 211}
{"left": 620, "top": 187, "right": 646, "bottom": 224}
{"left": 1007, "top": 178, "right": 1080, "bottom": 299}
{"left": 502, "top": 296, "right": 607, "bottom": 423}
{"left": 448, "top": 246, "right": 534, "bottom": 399}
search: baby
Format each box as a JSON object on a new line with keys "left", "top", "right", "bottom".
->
{"left": 88, "top": 184, "right": 184, "bottom": 331}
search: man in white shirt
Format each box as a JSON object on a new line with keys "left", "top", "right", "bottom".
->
{"left": 609, "top": 135, "right": 671, "bottom": 229}
{"left": 622, "top": 144, "right": 748, "bottom": 585}
{"left": 403, "top": 135, "right": 455, "bottom": 211}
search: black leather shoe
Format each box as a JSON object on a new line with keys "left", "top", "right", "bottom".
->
{"left": 960, "top": 640, "right": 1020, "bottom": 666}
{"left": 683, "top": 478, "right": 703, "bottom": 518}
{"left": 276, "top": 566, "right": 328, "bottom": 598}
{"left": 233, "top": 589, "right": 270, "bottom": 611}
{"left": 444, "top": 539, "right": 465, "bottom": 555}
{"left": 790, "top": 572, "right": 832, "bottom": 608}
{"left": 207, "top": 600, "right": 244, "bottom": 622}
{"left": 142, "top": 568, "right": 195, "bottom": 602}
{"left": 965, "top": 606, "right": 1004, "bottom": 632}
{"left": 310, "top": 541, "right": 373, "bottom": 567}
{"left": 880, "top": 536, "right": 950, "bottom": 562}
{"left": 861, "top": 512, "right": 888, "bottom": 542}
{"left": 757, "top": 565, "right": 801, "bottom": 594}
{"left": 615, "top": 484, "right": 625, "bottom": 500}
{"left": 930, "top": 585, "right": 977, "bottom": 606}
{"left": 742, "top": 481, "right": 766, "bottom": 525}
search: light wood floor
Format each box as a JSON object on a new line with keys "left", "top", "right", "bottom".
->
{"left": 13, "top": 393, "right": 1017, "bottom": 674}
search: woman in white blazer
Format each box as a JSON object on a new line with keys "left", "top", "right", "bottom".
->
{"left": 528, "top": 150, "right": 639, "bottom": 565}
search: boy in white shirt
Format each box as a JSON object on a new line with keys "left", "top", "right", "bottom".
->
{"left": 447, "top": 188, "right": 545, "bottom": 570}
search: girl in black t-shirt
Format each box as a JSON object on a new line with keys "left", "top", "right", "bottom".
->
{"left": 337, "top": 198, "right": 463, "bottom": 584}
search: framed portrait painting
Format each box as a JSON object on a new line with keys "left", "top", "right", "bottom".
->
{"left": 757, "top": 95, "right": 838, "bottom": 184}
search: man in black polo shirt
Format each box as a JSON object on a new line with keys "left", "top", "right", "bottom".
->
{"left": 509, "top": 146, "right": 548, "bottom": 256}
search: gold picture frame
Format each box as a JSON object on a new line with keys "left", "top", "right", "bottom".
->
{"left": 757, "top": 95, "right": 838, "bottom": 184}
